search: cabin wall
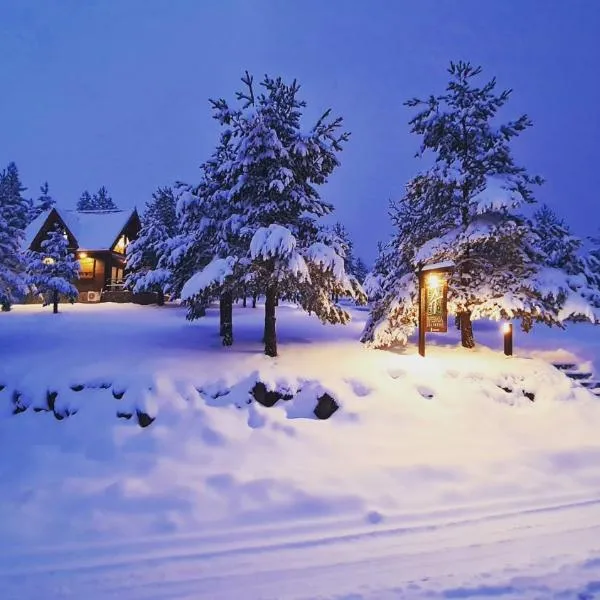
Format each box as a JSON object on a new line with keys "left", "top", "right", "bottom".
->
{"left": 76, "top": 253, "right": 105, "bottom": 301}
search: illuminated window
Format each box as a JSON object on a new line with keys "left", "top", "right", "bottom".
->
{"left": 113, "top": 235, "right": 128, "bottom": 254}
{"left": 43, "top": 257, "right": 55, "bottom": 265}
{"left": 79, "top": 257, "right": 95, "bottom": 279}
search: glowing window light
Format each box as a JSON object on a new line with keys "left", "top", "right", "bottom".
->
{"left": 78, "top": 252, "right": 87, "bottom": 259}
{"left": 43, "top": 257, "right": 55, "bottom": 265}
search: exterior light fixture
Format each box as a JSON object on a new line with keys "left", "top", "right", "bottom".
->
{"left": 426, "top": 274, "right": 440, "bottom": 289}
{"left": 79, "top": 252, "right": 87, "bottom": 259}
{"left": 502, "top": 322, "right": 513, "bottom": 356}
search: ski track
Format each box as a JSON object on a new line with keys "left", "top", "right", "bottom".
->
{"left": 3, "top": 497, "right": 600, "bottom": 600}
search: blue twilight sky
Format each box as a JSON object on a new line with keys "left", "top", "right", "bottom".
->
{"left": 1, "top": 0, "right": 599, "bottom": 263}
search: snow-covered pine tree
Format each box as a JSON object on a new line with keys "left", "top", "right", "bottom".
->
{"left": 530, "top": 207, "right": 600, "bottom": 323}
{"left": 587, "top": 231, "right": 600, "bottom": 291}
{"left": 77, "top": 187, "right": 118, "bottom": 211}
{"left": 1, "top": 163, "right": 31, "bottom": 231}
{"left": 206, "top": 72, "right": 353, "bottom": 356}
{"left": 363, "top": 62, "right": 548, "bottom": 349}
{"left": 125, "top": 187, "right": 178, "bottom": 305}
{"left": 76, "top": 190, "right": 94, "bottom": 211}
{"left": 0, "top": 162, "right": 30, "bottom": 310}
{"left": 93, "top": 186, "right": 118, "bottom": 210}
{"left": 27, "top": 224, "right": 79, "bottom": 313}
{"left": 533, "top": 205, "right": 581, "bottom": 274}
{"left": 353, "top": 257, "right": 369, "bottom": 285}
{"left": 175, "top": 125, "right": 249, "bottom": 346}
{"left": 31, "top": 182, "right": 56, "bottom": 221}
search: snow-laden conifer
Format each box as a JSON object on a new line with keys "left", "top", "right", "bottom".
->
{"left": 28, "top": 224, "right": 79, "bottom": 313}
{"left": 125, "top": 187, "right": 177, "bottom": 305}
{"left": 363, "top": 62, "right": 553, "bottom": 348}
{"left": 0, "top": 162, "right": 30, "bottom": 309}
{"left": 181, "top": 73, "right": 355, "bottom": 356}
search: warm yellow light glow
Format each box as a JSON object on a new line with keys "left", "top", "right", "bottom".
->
{"left": 427, "top": 274, "right": 441, "bottom": 289}
{"left": 114, "top": 235, "right": 128, "bottom": 254}
{"left": 43, "top": 257, "right": 55, "bottom": 265}
{"left": 502, "top": 322, "right": 512, "bottom": 334}
{"left": 79, "top": 252, "right": 87, "bottom": 259}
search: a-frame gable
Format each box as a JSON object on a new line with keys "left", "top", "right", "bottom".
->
{"left": 109, "top": 208, "right": 141, "bottom": 253}
{"left": 29, "top": 208, "right": 79, "bottom": 251}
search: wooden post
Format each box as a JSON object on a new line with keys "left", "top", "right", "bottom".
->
{"left": 418, "top": 271, "right": 426, "bottom": 357}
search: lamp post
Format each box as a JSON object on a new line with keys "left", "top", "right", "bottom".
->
{"left": 502, "top": 322, "right": 513, "bottom": 356}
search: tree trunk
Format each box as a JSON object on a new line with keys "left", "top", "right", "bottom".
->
{"left": 242, "top": 288, "right": 247, "bottom": 308}
{"left": 459, "top": 311, "right": 475, "bottom": 348}
{"left": 264, "top": 285, "right": 278, "bottom": 357}
{"left": 53, "top": 290, "right": 58, "bottom": 314}
{"left": 157, "top": 289, "right": 165, "bottom": 306}
{"left": 222, "top": 291, "right": 233, "bottom": 346}
{"left": 219, "top": 295, "right": 226, "bottom": 336}
{"left": 252, "top": 293, "right": 257, "bottom": 308}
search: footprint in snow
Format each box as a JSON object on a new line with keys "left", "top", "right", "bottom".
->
{"left": 346, "top": 379, "right": 372, "bottom": 397}
{"left": 366, "top": 510, "right": 384, "bottom": 524}
{"left": 417, "top": 386, "right": 435, "bottom": 399}
{"left": 388, "top": 368, "right": 406, "bottom": 380}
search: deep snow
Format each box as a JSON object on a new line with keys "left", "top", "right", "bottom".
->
{"left": 1, "top": 302, "right": 600, "bottom": 599}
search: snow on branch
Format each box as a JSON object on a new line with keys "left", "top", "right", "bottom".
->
{"left": 181, "top": 257, "right": 236, "bottom": 301}
{"left": 250, "top": 224, "right": 297, "bottom": 260}
{"left": 304, "top": 242, "right": 345, "bottom": 280}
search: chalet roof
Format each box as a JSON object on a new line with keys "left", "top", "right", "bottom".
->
{"left": 25, "top": 208, "right": 138, "bottom": 251}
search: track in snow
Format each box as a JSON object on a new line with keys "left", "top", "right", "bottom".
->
{"left": 2, "top": 497, "right": 600, "bottom": 599}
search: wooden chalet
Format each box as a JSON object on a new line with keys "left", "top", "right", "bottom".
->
{"left": 25, "top": 207, "right": 141, "bottom": 303}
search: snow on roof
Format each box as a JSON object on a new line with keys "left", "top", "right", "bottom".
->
{"left": 421, "top": 260, "right": 455, "bottom": 272}
{"left": 23, "top": 210, "right": 52, "bottom": 248}
{"left": 26, "top": 208, "right": 135, "bottom": 251}
{"left": 60, "top": 210, "right": 133, "bottom": 250}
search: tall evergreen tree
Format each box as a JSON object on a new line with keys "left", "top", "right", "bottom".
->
{"left": 587, "top": 231, "right": 600, "bottom": 290}
{"left": 76, "top": 190, "right": 94, "bottom": 211}
{"left": 125, "top": 187, "right": 178, "bottom": 305}
{"left": 533, "top": 205, "right": 581, "bottom": 274}
{"left": 93, "top": 186, "right": 118, "bottom": 210}
{"left": 0, "top": 162, "right": 30, "bottom": 309}
{"left": 353, "top": 257, "right": 369, "bottom": 285}
{"left": 530, "top": 208, "right": 600, "bottom": 322}
{"left": 27, "top": 224, "right": 79, "bottom": 313}
{"left": 31, "top": 182, "right": 56, "bottom": 220}
{"left": 77, "top": 187, "right": 118, "bottom": 211}
{"left": 363, "top": 62, "right": 551, "bottom": 348}
{"left": 181, "top": 72, "right": 357, "bottom": 356}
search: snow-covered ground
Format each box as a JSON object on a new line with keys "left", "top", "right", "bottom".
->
{"left": 1, "top": 302, "right": 600, "bottom": 599}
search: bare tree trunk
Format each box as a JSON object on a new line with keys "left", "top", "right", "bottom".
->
{"left": 53, "top": 290, "right": 58, "bottom": 314}
{"left": 242, "top": 287, "right": 247, "bottom": 308}
{"left": 157, "top": 289, "right": 165, "bottom": 306}
{"left": 459, "top": 311, "right": 475, "bottom": 348}
{"left": 219, "top": 295, "right": 225, "bottom": 336}
{"left": 252, "top": 293, "right": 257, "bottom": 308}
{"left": 222, "top": 291, "right": 233, "bottom": 346}
{"left": 264, "top": 285, "right": 278, "bottom": 357}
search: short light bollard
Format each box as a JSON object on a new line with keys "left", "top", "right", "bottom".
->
{"left": 502, "top": 322, "right": 513, "bottom": 356}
